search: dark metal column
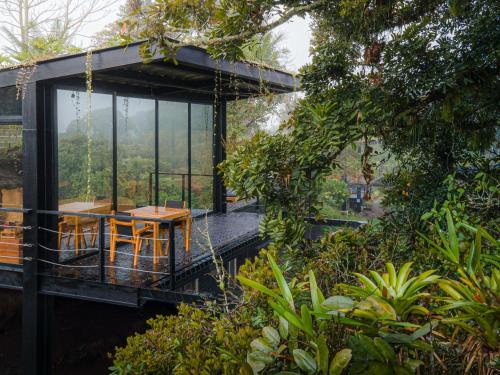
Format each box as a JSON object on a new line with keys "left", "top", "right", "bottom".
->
{"left": 154, "top": 100, "right": 160, "bottom": 206}
{"left": 22, "top": 82, "right": 54, "bottom": 375}
{"left": 112, "top": 92, "right": 118, "bottom": 212}
{"left": 213, "top": 98, "right": 227, "bottom": 213}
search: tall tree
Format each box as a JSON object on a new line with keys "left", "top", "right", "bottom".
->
{"left": 0, "top": 0, "right": 118, "bottom": 63}
{"left": 126, "top": 0, "right": 499, "bottom": 244}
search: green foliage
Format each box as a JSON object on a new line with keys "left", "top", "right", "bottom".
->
{"left": 319, "top": 179, "right": 349, "bottom": 209}
{"left": 239, "top": 254, "right": 353, "bottom": 374}
{"left": 422, "top": 155, "right": 500, "bottom": 233}
{"left": 418, "top": 212, "right": 499, "bottom": 373}
{"left": 111, "top": 304, "right": 259, "bottom": 374}
{"left": 221, "top": 102, "right": 361, "bottom": 249}
{"left": 421, "top": 213, "right": 499, "bottom": 351}
{"left": 238, "top": 254, "right": 439, "bottom": 374}
{"left": 342, "top": 262, "right": 440, "bottom": 321}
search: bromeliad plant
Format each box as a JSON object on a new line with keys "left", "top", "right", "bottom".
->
{"left": 421, "top": 209, "right": 500, "bottom": 373}
{"left": 239, "top": 254, "right": 352, "bottom": 374}
{"left": 341, "top": 262, "right": 440, "bottom": 322}
{"left": 238, "top": 255, "right": 439, "bottom": 374}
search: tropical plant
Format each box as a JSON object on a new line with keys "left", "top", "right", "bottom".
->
{"left": 238, "top": 254, "right": 440, "bottom": 374}
{"left": 341, "top": 262, "right": 440, "bottom": 321}
{"left": 238, "top": 254, "right": 353, "bottom": 374}
{"left": 421, "top": 212, "right": 500, "bottom": 374}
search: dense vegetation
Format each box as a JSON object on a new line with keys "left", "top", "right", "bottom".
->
{"left": 111, "top": 0, "right": 499, "bottom": 374}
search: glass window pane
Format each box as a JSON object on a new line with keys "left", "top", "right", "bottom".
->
{"left": 57, "top": 90, "right": 113, "bottom": 212}
{"left": 0, "top": 124, "right": 23, "bottom": 264}
{"left": 117, "top": 96, "right": 155, "bottom": 210}
{"left": 0, "top": 86, "right": 22, "bottom": 117}
{"left": 158, "top": 101, "right": 188, "bottom": 206}
{"left": 191, "top": 104, "right": 213, "bottom": 210}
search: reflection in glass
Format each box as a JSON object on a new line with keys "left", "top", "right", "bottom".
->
{"left": 0, "top": 86, "right": 22, "bottom": 117}
{"left": 191, "top": 104, "right": 213, "bottom": 210}
{"left": 0, "top": 124, "right": 23, "bottom": 264}
{"left": 158, "top": 101, "right": 188, "bottom": 205}
{"left": 117, "top": 96, "right": 155, "bottom": 210}
{"left": 57, "top": 90, "right": 113, "bottom": 210}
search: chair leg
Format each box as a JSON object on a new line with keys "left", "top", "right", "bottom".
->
{"left": 110, "top": 232, "right": 116, "bottom": 262}
{"left": 90, "top": 224, "right": 97, "bottom": 247}
{"left": 75, "top": 226, "right": 80, "bottom": 256}
{"left": 66, "top": 228, "right": 72, "bottom": 247}
{"left": 134, "top": 238, "right": 142, "bottom": 267}
{"left": 58, "top": 223, "right": 63, "bottom": 250}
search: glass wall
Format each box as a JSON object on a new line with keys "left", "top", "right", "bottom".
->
{"left": 116, "top": 96, "right": 156, "bottom": 210}
{"left": 191, "top": 104, "right": 214, "bottom": 210}
{"left": 55, "top": 91, "right": 216, "bottom": 213}
{"left": 0, "top": 124, "right": 23, "bottom": 264}
{"left": 57, "top": 90, "right": 113, "bottom": 211}
{"left": 158, "top": 101, "right": 189, "bottom": 206}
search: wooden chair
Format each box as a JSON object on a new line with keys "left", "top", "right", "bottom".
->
{"left": 160, "top": 200, "right": 192, "bottom": 252}
{"left": 58, "top": 216, "right": 98, "bottom": 255}
{"left": 109, "top": 212, "right": 155, "bottom": 267}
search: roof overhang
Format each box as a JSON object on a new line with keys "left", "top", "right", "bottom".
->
{"left": 0, "top": 41, "right": 300, "bottom": 99}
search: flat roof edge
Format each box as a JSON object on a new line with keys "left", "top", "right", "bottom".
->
{"left": 0, "top": 41, "right": 300, "bottom": 91}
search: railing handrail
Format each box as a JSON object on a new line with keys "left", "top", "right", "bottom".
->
{"left": 0, "top": 206, "right": 179, "bottom": 289}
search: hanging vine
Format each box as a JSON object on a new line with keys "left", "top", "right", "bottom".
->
{"left": 85, "top": 50, "right": 94, "bottom": 202}
{"left": 15, "top": 61, "right": 37, "bottom": 100}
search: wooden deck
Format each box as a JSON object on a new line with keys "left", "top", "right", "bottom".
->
{"left": 49, "top": 211, "right": 263, "bottom": 289}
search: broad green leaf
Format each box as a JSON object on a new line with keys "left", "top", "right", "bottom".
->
{"left": 250, "top": 338, "right": 273, "bottom": 353}
{"left": 396, "top": 262, "right": 413, "bottom": 291}
{"left": 411, "top": 320, "right": 439, "bottom": 340}
{"left": 316, "top": 335, "right": 329, "bottom": 374}
{"left": 309, "top": 270, "right": 325, "bottom": 313}
{"left": 446, "top": 210, "right": 459, "bottom": 262}
{"left": 247, "top": 351, "right": 273, "bottom": 367}
{"left": 321, "top": 296, "right": 354, "bottom": 311}
{"left": 358, "top": 335, "right": 384, "bottom": 361}
{"left": 237, "top": 276, "right": 281, "bottom": 301}
{"left": 373, "top": 337, "right": 396, "bottom": 361}
{"left": 301, "top": 304, "right": 313, "bottom": 337}
{"left": 293, "top": 349, "right": 317, "bottom": 373}
{"left": 268, "top": 255, "right": 294, "bottom": 310}
{"left": 262, "top": 326, "right": 280, "bottom": 348}
{"left": 278, "top": 316, "right": 289, "bottom": 339}
{"left": 387, "top": 263, "right": 397, "bottom": 288}
{"left": 329, "top": 349, "right": 352, "bottom": 375}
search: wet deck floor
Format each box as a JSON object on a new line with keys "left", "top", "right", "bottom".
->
{"left": 49, "top": 211, "right": 263, "bottom": 288}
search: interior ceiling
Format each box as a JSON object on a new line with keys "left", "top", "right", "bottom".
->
{"left": 88, "top": 61, "right": 288, "bottom": 99}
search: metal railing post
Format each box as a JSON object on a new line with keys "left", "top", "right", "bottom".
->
{"left": 148, "top": 172, "right": 153, "bottom": 205}
{"left": 98, "top": 217, "right": 106, "bottom": 283}
{"left": 181, "top": 174, "right": 186, "bottom": 203}
{"left": 168, "top": 222, "right": 176, "bottom": 290}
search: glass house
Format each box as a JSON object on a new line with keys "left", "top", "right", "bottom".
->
{"left": 0, "top": 41, "right": 298, "bottom": 374}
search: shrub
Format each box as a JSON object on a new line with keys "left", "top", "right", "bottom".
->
{"left": 111, "top": 304, "right": 259, "bottom": 375}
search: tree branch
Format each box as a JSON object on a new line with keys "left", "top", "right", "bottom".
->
{"left": 205, "top": 1, "right": 323, "bottom": 46}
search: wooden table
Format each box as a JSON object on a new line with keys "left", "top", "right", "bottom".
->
{"left": 125, "top": 206, "right": 191, "bottom": 265}
{"left": 58, "top": 202, "right": 111, "bottom": 252}
{"left": 59, "top": 202, "right": 111, "bottom": 214}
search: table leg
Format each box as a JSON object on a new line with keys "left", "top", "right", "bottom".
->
{"left": 186, "top": 217, "right": 191, "bottom": 252}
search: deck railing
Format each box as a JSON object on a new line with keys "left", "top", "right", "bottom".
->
{"left": 0, "top": 207, "right": 182, "bottom": 290}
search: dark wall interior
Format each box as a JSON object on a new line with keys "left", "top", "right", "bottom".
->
{"left": 0, "top": 292, "right": 176, "bottom": 375}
